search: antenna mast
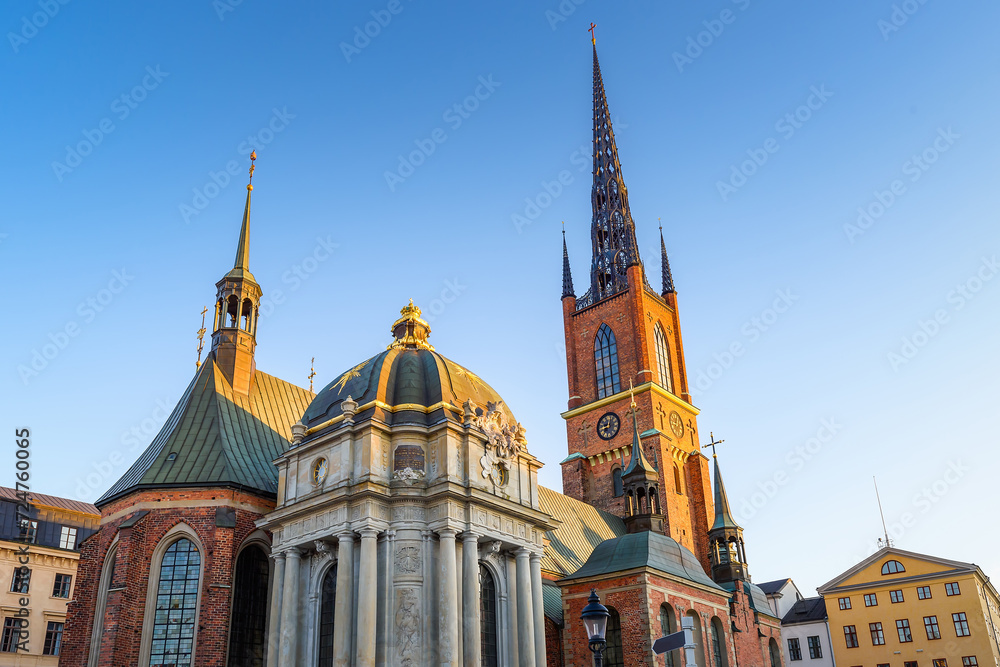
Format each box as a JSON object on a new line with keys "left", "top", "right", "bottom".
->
{"left": 874, "top": 476, "right": 892, "bottom": 548}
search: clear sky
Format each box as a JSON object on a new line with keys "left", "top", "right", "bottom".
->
{"left": 2, "top": 1, "right": 998, "bottom": 596}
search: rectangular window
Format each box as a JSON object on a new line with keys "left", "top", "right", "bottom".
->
{"left": 10, "top": 568, "right": 30, "bottom": 594}
{"left": 933, "top": 660, "right": 948, "bottom": 667}
{"left": 953, "top": 613, "right": 970, "bottom": 637}
{"left": 0, "top": 619, "right": 22, "bottom": 652}
{"left": 58, "top": 526, "right": 77, "bottom": 550}
{"left": 870, "top": 622, "right": 885, "bottom": 645}
{"left": 890, "top": 589, "right": 905, "bottom": 603}
{"left": 897, "top": 619, "right": 913, "bottom": 643}
{"left": 904, "top": 662, "right": 918, "bottom": 667}
{"left": 42, "top": 622, "right": 63, "bottom": 656}
{"left": 788, "top": 637, "right": 802, "bottom": 661}
{"left": 52, "top": 573, "right": 72, "bottom": 598}
{"left": 865, "top": 593, "right": 878, "bottom": 607}
{"left": 924, "top": 616, "right": 941, "bottom": 640}
{"left": 839, "top": 597, "right": 852, "bottom": 610}
{"left": 18, "top": 520, "right": 37, "bottom": 544}
{"left": 918, "top": 586, "right": 932, "bottom": 600}
{"left": 961, "top": 657, "right": 978, "bottom": 667}
{"left": 807, "top": 636, "right": 822, "bottom": 659}
{"left": 946, "top": 582, "right": 961, "bottom": 596}
{"left": 844, "top": 625, "right": 859, "bottom": 648}
{"left": 878, "top": 664, "right": 890, "bottom": 667}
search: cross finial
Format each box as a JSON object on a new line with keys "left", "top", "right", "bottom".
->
{"left": 589, "top": 22, "right": 597, "bottom": 44}
{"left": 196, "top": 306, "right": 208, "bottom": 368}
{"left": 702, "top": 432, "right": 725, "bottom": 458}
{"left": 248, "top": 150, "right": 257, "bottom": 190}
{"left": 308, "top": 357, "right": 316, "bottom": 393}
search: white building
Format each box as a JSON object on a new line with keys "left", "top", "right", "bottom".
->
{"left": 779, "top": 596, "right": 836, "bottom": 667}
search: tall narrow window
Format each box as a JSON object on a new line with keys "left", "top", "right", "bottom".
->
{"left": 59, "top": 526, "right": 78, "bottom": 550}
{"left": 953, "top": 612, "right": 971, "bottom": 637}
{"left": 10, "top": 568, "right": 29, "bottom": 594}
{"left": 844, "top": 625, "right": 859, "bottom": 648}
{"left": 807, "top": 636, "right": 822, "bottom": 659}
{"left": 594, "top": 324, "right": 621, "bottom": 399}
{"left": 53, "top": 573, "right": 72, "bottom": 598}
{"left": 89, "top": 542, "right": 119, "bottom": 667}
{"left": 317, "top": 565, "right": 337, "bottom": 667}
{"left": 0, "top": 619, "right": 22, "bottom": 652}
{"left": 897, "top": 619, "right": 913, "bottom": 643}
{"left": 43, "top": 622, "right": 64, "bottom": 656}
{"left": 660, "top": 604, "right": 676, "bottom": 667}
{"left": 149, "top": 539, "right": 201, "bottom": 667}
{"left": 612, "top": 468, "right": 624, "bottom": 497}
{"left": 711, "top": 617, "right": 728, "bottom": 667}
{"left": 769, "top": 639, "right": 781, "bottom": 667}
{"left": 674, "top": 464, "right": 683, "bottom": 495}
{"left": 654, "top": 324, "right": 673, "bottom": 393}
{"left": 870, "top": 622, "right": 885, "bottom": 645}
{"left": 604, "top": 607, "right": 624, "bottom": 667}
{"left": 227, "top": 545, "right": 269, "bottom": 667}
{"left": 480, "top": 565, "right": 499, "bottom": 667}
{"left": 788, "top": 637, "right": 802, "bottom": 660}
{"left": 924, "top": 616, "right": 941, "bottom": 640}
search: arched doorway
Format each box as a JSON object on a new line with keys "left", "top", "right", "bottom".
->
{"left": 317, "top": 565, "right": 337, "bottom": 667}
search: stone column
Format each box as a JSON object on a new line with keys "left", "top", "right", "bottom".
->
{"left": 357, "top": 529, "right": 379, "bottom": 667}
{"left": 333, "top": 531, "right": 355, "bottom": 667}
{"left": 265, "top": 552, "right": 286, "bottom": 667}
{"left": 278, "top": 548, "right": 301, "bottom": 665}
{"left": 438, "top": 528, "right": 460, "bottom": 667}
{"left": 515, "top": 547, "right": 536, "bottom": 667}
{"left": 462, "top": 532, "right": 482, "bottom": 666}
{"left": 530, "top": 552, "right": 546, "bottom": 667}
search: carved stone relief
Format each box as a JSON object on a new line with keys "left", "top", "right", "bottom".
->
{"left": 395, "top": 587, "right": 421, "bottom": 666}
{"left": 395, "top": 546, "right": 421, "bottom": 574}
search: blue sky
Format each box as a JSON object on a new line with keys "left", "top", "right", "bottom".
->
{"left": 2, "top": 1, "right": 998, "bottom": 595}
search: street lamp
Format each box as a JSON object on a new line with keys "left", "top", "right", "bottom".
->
{"left": 581, "top": 588, "right": 610, "bottom": 667}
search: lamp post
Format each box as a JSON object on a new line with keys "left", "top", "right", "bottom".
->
{"left": 581, "top": 588, "right": 610, "bottom": 667}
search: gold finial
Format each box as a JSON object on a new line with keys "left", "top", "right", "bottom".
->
{"left": 388, "top": 300, "right": 434, "bottom": 351}
{"left": 589, "top": 22, "right": 596, "bottom": 44}
{"left": 247, "top": 150, "right": 257, "bottom": 191}
{"left": 308, "top": 357, "right": 316, "bottom": 393}
{"left": 196, "top": 306, "right": 208, "bottom": 368}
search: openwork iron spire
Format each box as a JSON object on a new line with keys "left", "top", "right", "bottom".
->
{"left": 578, "top": 38, "right": 644, "bottom": 309}
{"left": 562, "top": 225, "right": 575, "bottom": 298}
{"left": 660, "top": 220, "right": 675, "bottom": 294}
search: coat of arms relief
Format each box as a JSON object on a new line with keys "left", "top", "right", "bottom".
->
{"left": 471, "top": 400, "right": 527, "bottom": 490}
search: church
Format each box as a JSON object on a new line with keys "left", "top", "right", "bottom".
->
{"left": 59, "top": 40, "right": 784, "bottom": 667}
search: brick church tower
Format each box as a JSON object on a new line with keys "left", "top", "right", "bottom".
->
{"left": 560, "top": 38, "right": 714, "bottom": 566}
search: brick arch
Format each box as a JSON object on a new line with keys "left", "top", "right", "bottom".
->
{"left": 86, "top": 533, "right": 119, "bottom": 667}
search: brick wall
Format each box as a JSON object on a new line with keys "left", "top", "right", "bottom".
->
{"left": 60, "top": 487, "right": 274, "bottom": 667}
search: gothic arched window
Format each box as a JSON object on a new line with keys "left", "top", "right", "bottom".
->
{"left": 674, "top": 463, "right": 684, "bottom": 495}
{"left": 595, "top": 324, "right": 621, "bottom": 399}
{"left": 711, "top": 617, "right": 728, "bottom": 667}
{"left": 149, "top": 538, "right": 201, "bottom": 667}
{"left": 769, "top": 638, "right": 781, "bottom": 667}
{"left": 660, "top": 604, "right": 676, "bottom": 667}
{"left": 317, "top": 564, "right": 337, "bottom": 667}
{"left": 612, "top": 467, "right": 623, "bottom": 497}
{"left": 654, "top": 324, "right": 673, "bottom": 393}
{"left": 88, "top": 542, "right": 118, "bottom": 667}
{"left": 480, "top": 565, "right": 499, "bottom": 667}
{"left": 227, "top": 545, "right": 269, "bottom": 667}
{"left": 605, "top": 606, "right": 625, "bottom": 667}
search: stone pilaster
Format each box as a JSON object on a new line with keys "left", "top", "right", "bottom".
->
{"left": 333, "top": 531, "right": 355, "bottom": 667}
{"left": 462, "top": 532, "right": 482, "bottom": 666}
{"left": 438, "top": 528, "right": 460, "bottom": 667}
{"left": 265, "top": 551, "right": 285, "bottom": 667}
{"left": 515, "top": 547, "right": 536, "bottom": 667}
{"left": 278, "top": 548, "right": 301, "bottom": 665}
{"left": 530, "top": 551, "right": 546, "bottom": 667}
{"left": 357, "top": 529, "right": 379, "bottom": 666}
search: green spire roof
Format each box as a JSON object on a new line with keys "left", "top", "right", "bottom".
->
{"left": 225, "top": 183, "right": 256, "bottom": 282}
{"left": 711, "top": 456, "right": 741, "bottom": 531}
{"left": 96, "top": 357, "right": 312, "bottom": 506}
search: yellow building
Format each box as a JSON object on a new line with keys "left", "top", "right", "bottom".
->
{"left": 0, "top": 488, "right": 99, "bottom": 665}
{"left": 818, "top": 547, "right": 1000, "bottom": 667}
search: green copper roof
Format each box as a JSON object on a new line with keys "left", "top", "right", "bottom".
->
{"left": 97, "top": 358, "right": 313, "bottom": 506}
{"left": 543, "top": 583, "right": 564, "bottom": 626}
{"left": 622, "top": 403, "right": 657, "bottom": 478}
{"left": 711, "top": 456, "right": 741, "bottom": 532}
{"left": 560, "top": 530, "right": 725, "bottom": 591}
{"left": 538, "top": 486, "right": 625, "bottom": 577}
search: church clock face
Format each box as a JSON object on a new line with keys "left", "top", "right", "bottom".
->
{"left": 597, "top": 412, "right": 620, "bottom": 440}
{"left": 669, "top": 411, "right": 684, "bottom": 439}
